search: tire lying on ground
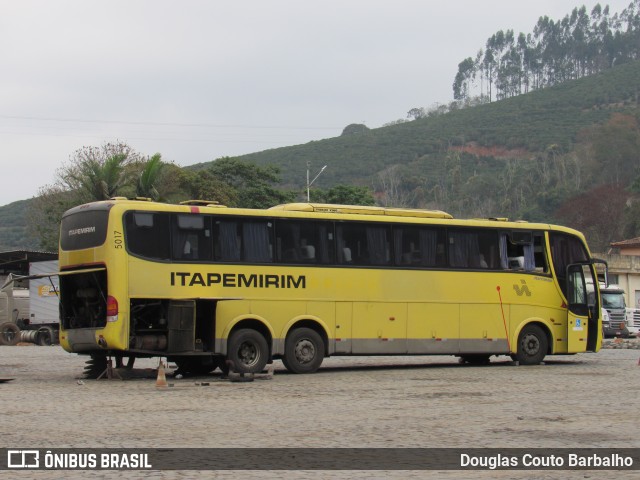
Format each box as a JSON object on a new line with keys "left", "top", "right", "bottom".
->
{"left": 37, "top": 326, "right": 55, "bottom": 346}
{"left": 0, "top": 322, "right": 20, "bottom": 346}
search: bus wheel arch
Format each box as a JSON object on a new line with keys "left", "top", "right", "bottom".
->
{"left": 513, "top": 322, "right": 551, "bottom": 365}
{"left": 282, "top": 320, "right": 328, "bottom": 374}
{"left": 226, "top": 319, "right": 272, "bottom": 374}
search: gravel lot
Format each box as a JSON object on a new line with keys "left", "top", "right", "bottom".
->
{"left": 1, "top": 342, "right": 639, "bottom": 479}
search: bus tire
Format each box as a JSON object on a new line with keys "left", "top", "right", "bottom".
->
{"left": 282, "top": 327, "right": 324, "bottom": 374}
{"left": 227, "top": 329, "right": 269, "bottom": 374}
{"left": 459, "top": 354, "right": 491, "bottom": 365}
{"left": 0, "top": 322, "right": 20, "bottom": 346}
{"left": 174, "top": 356, "right": 218, "bottom": 375}
{"left": 514, "top": 324, "right": 548, "bottom": 365}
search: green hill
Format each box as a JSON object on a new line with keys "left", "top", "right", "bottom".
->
{"left": 0, "top": 199, "right": 39, "bottom": 251}
{"left": 219, "top": 60, "right": 640, "bottom": 190}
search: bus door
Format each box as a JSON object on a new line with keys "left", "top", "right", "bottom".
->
{"left": 566, "top": 264, "right": 597, "bottom": 352}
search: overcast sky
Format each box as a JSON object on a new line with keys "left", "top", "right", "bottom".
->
{"left": 0, "top": 0, "right": 633, "bottom": 206}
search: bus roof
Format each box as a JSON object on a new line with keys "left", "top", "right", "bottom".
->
{"left": 269, "top": 203, "right": 453, "bottom": 219}
{"left": 68, "top": 198, "right": 586, "bottom": 239}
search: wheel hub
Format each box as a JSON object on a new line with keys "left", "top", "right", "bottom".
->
{"left": 239, "top": 341, "right": 258, "bottom": 367}
{"left": 294, "top": 339, "right": 315, "bottom": 364}
{"left": 522, "top": 334, "right": 540, "bottom": 355}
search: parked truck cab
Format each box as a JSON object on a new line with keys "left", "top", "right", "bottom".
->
{"left": 600, "top": 285, "right": 630, "bottom": 338}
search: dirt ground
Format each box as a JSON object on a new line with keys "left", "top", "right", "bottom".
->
{"left": 1, "top": 343, "right": 639, "bottom": 479}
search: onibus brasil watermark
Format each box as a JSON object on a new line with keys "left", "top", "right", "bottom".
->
{"left": 2, "top": 448, "right": 638, "bottom": 470}
{"left": 6, "top": 450, "right": 151, "bottom": 470}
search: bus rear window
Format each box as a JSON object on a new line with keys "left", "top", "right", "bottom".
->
{"left": 60, "top": 210, "right": 110, "bottom": 251}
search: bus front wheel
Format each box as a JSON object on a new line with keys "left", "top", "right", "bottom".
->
{"left": 227, "top": 329, "right": 269, "bottom": 374}
{"left": 514, "top": 324, "right": 548, "bottom": 365}
{"left": 282, "top": 327, "right": 324, "bottom": 374}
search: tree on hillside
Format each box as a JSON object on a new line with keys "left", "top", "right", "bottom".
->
{"left": 178, "top": 168, "right": 234, "bottom": 205}
{"left": 180, "top": 157, "right": 295, "bottom": 208}
{"left": 453, "top": 57, "right": 476, "bottom": 101}
{"left": 27, "top": 142, "right": 158, "bottom": 249}
{"left": 341, "top": 124, "right": 369, "bottom": 135}
{"left": 554, "top": 184, "right": 628, "bottom": 251}
{"left": 311, "top": 185, "right": 375, "bottom": 205}
{"left": 407, "top": 108, "right": 426, "bottom": 120}
{"left": 27, "top": 185, "right": 78, "bottom": 251}
{"left": 60, "top": 142, "right": 142, "bottom": 202}
{"left": 580, "top": 113, "right": 640, "bottom": 185}
{"left": 453, "top": 1, "right": 640, "bottom": 101}
{"left": 148, "top": 162, "right": 185, "bottom": 203}
{"left": 376, "top": 165, "right": 416, "bottom": 207}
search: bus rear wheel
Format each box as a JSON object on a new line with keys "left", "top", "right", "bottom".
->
{"left": 514, "top": 324, "right": 548, "bottom": 365}
{"left": 227, "top": 329, "right": 269, "bottom": 374}
{"left": 282, "top": 327, "right": 324, "bottom": 374}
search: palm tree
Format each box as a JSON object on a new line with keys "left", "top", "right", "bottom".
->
{"left": 135, "top": 153, "right": 164, "bottom": 200}
{"left": 69, "top": 153, "right": 129, "bottom": 201}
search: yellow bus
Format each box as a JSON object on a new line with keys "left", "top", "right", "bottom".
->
{"left": 57, "top": 198, "right": 604, "bottom": 377}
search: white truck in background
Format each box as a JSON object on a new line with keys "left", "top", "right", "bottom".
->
{"left": 0, "top": 260, "right": 59, "bottom": 345}
{"left": 625, "top": 306, "right": 640, "bottom": 336}
{"left": 599, "top": 283, "right": 640, "bottom": 337}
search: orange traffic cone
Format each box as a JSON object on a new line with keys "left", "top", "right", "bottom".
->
{"left": 156, "top": 361, "right": 168, "bottom": 388}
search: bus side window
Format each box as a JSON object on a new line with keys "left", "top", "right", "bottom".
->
{"left": 393, "top": 226, "right": 445, "bottom": 267}
{"left": 215, "top": 220, "right": 241, "bottom": 262}
{"left": 337, "top": 223, "right": 390, "bottom": 266}
{"left": 125, "top": 212, "right": 171, "bottom": 260}
{"left": 263, "top": 218, "right": 336, "bottom": 265}
{"left": 172, "top": 214, "right": 212, "bottom": 261}
{"left": 449, "top": 229, "right": 499, "bottom": 269}
{"left": 242, "top": 221, "right": 273, "bottom": 263}
{"left": 533, "top": 234, "right": 548, "bottom": 273}
{"left": 499, "top": 231, "right": 538, "bottom": 272}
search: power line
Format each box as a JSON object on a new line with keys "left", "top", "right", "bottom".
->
{"left": 0, "top": 114, "right": 339, "bottom": 131}
{"left": 0, "top": 130, "right": 307, "bottom": 144}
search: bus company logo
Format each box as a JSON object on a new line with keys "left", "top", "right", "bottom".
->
{"left": 170, "top": 271, "right": 306, "bottom": 289}
{"left": 513, "top": 280, "right": 532, "bottom": 297}
{"left": 68, "top": 226, "right": 96, "bottom": 236}
{"left": 7, "top": 450, "right": 39, "bottom": 468}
